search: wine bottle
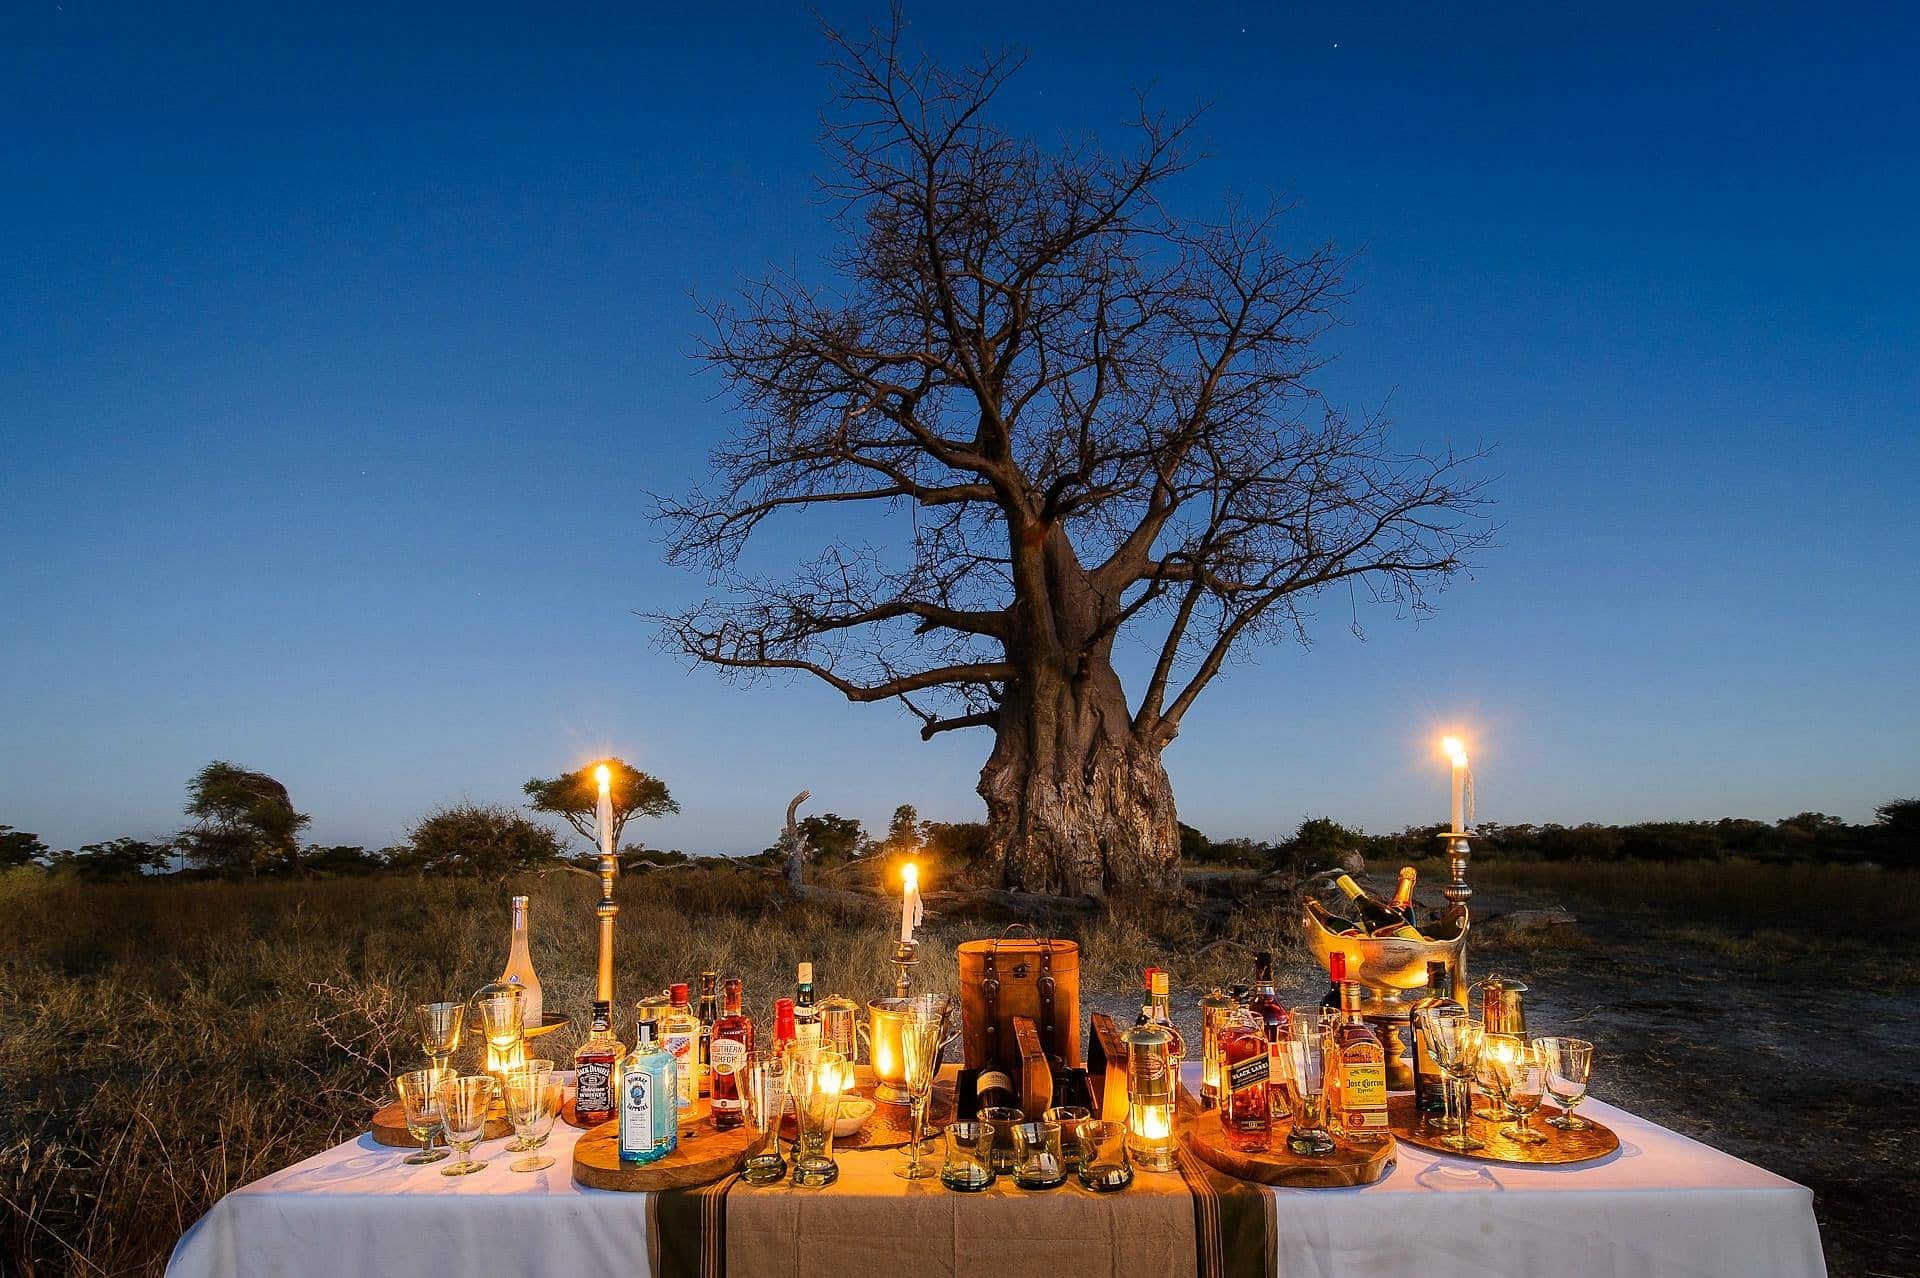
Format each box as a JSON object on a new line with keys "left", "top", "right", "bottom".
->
{"left": 794, "top": 962, "right": 820, "bottom": 1043}
{"left": 498, "top": 895, "right": 543, "bottom": 1030}
{"left": 1334, "top": 873, "right": 1414, "bottom": 933}
{"left": 975, "top": 1067, "right": 1019, "bottom": 1112}
{"left": 1306, "top": 898, "right": 1363, "bottom": 936}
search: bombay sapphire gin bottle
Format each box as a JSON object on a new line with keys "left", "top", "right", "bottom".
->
{"left": 619, "top": 1020, "right": 679, "bottom": 1164}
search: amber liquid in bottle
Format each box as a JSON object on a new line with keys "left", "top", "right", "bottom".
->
{"left": 708, "top": 977, "right": 753, "bottom": 1129}
{"left": 572, "top": 1000, "right": 623, "bottom": 1126}
{"left": 1219, "top": 1007, "right": 1271, "bottom": 1151}
{"left": 1245, "top": 950, "right": 1293, "bottom": 1119}
{"left": 1333, "top": 979, "right": 1389, "bottom": 1143}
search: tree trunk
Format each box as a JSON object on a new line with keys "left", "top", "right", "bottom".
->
{"left": 975, "top": 658, "right": 1181, "bottom": 897}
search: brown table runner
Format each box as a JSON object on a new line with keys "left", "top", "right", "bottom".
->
{"left": 652, "top": 1127, "right": 1274, "bottom": 1278}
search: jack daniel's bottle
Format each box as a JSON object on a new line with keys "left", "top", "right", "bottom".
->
{"left": 573, "top": 1000, "right": 623, "bottom": 1126}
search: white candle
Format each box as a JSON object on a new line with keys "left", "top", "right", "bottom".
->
{"left": 1442, "top": 737, "right": 1468, "bottom": 833}
{"left": 900, "top": 862, "right": 921, "bottom": 944}
{"left": 595, "top": 764, "right": 615, "bottom": 858}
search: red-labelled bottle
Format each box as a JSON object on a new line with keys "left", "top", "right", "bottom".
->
{"left": 772, "top": 997, "right": 797, "bottom": 1063}
{"left": 708, "top": 977, "right": 754, "bottom": 1129}
{"left": 1219, "top": 1004, "right": 1271, "bottom": 1151}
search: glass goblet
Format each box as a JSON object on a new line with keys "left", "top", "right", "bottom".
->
{"left": 475, "top": 989, "right": 526, "bottom": 1081}
{"left": 1415, "top": 1005, "right": 1469, "bottom": 1138}
{"left": 394, "top": 1067, "right": 450, "bottom": 1164}
{"left": 416, "top": 1002, "right": 465, "bottom": 1076}
{"left": 1436, "top": 1016, "right": 1486, "bottom": 1153}
{"left": 894, "top": 997, "right": 950, "bottom": 1181}
{"left": 436, "top": 1075, "right": 496, "bottom": 1177}
{"left": 502, "top": 1067, "right": 562, "bottom": 1172}
{"left": 503, "top": 1060, "right": 555, "bottom": 1151}
{"left": 1535, "top": 1036, "right": 1595, "bottom": 1130}
{"left": 1495, "top": 1039, "right": 1548, "bottom": 1144}
{"left": 1473, "top": 1027, "right": 1518, "bottom": 1122}
{"left": 740, "top": 1054, "right": 790, "bottom": 1186}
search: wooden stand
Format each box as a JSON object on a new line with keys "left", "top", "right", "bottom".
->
{"left": 369, "top": 1101, "right": 509, "bottom": 1148}
{"left": 572, "top": 1097, "right": 750, "bottom": 1192}
{"left": 1388, "top": 1095, "right": 1619, "bottom": 1166}
{"left": 1182, "top": 1106, "right": 1396, "bottom": 1188}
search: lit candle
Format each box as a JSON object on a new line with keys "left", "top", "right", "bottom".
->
{"left": 1442, "top": 737, "right": 1468, "bottom": 833}
{"left": 900, "top": 861, "right": 922, "bottom": 944}
{"left": 595, "top": 763, "right": 615, "bottom": 858}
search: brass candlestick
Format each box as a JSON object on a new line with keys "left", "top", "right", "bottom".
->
{"left": 890, "top": 939, "right": 918, "bottom": 998}
{"left": 1438, "top": 829, "right": 1472, "bottom": 1002}
{"left": 594, "top": 845, "right": 618, "bottom": 1009}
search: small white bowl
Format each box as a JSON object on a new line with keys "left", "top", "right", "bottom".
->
{"left": 833, "top": 1097, "right": 875, "bottom": 1137}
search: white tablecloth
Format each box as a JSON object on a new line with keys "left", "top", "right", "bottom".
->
{"left": 168, "top": 1074, "right": 1826, "bottom": 1278}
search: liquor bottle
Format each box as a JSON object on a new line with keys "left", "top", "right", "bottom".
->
{"left": 974, "top": 1066, "right": 1019, "bottom": 1112}
{"left": 1305, "top": 899, "right": 1362, "bottom": 937}
{"left": 1134, "top": 967, "right": 1159, "bottom": 1026}
{"left": 1148, "top": 970, "right": 1186, "bottom": 1065}
{"left": 619, "top": 1018, "right": 678, "bottom": 1163}
{"left": 1121, "top": 1010, "right": 1176, "bottom": 1172}
{"left": 771, "top": 997, "right": 796, "bottom": 1063}
{"left": 1389, "top": 866, "right": 1418, "bottom": 921}
{"left": 1410, "top": 959, "right": 1460, "bottom": 1117}
{"left": 1334, "top": 873, "right": 1419, "bottom": 936}
{"left": 1320, "top": 951, "right": 1345, "bottom": 1011}
{"left": 572, "top": 1000, "right": 624, "bottom": 1126}
{"left": 497, "top": 895, "right": 544, "bottom": 1031}
{"left": 1331, "top": 962, "right": 1390, "bottom": 1143}
{"left": 708, "top": 976, "right": 753, "bottom": 1129}
{"left": 794, "top": 962, "right": 820, "bottom": 1043}
{"left": 695, "top": 971, "right": 719, "bottom": 1098}
{"left": 1218, "top": 1004, "right": 1271, "bottom": 1152}
{"left": 1245, "top": 951, "right": 1293, "bottom": 1119}
{"left": 661, "top": 983, "right": 701, "bottom": 1112}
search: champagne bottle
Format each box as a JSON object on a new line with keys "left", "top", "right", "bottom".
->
{"left": 1389, "top": 867, "right": 1417, "bottom": 919}
{"left": 498, "top": 895, "right": 543, "bottom": 1030}
{"left": 1334, "top": 873, "right": 1414, "bottom": 933}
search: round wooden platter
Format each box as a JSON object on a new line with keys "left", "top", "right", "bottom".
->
{"left": 573, "top": 1096, "right": 750, "bottom": 1192}
{"left": 369, "top": 1100, "right": 510, "bottom": 1148}
{"left": 778, "top": 1079, "right": 957, "bottom": 1151}
{"left": 1182, "top": 1106, "right": 1396, "bottom": 1188}
{"left": 1387, "top": 1094, "right": 1619, "bottom": 1166}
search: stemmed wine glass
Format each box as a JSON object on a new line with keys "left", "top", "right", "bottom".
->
{"left": 1472, "top": 1026, "right": 1515, "bottom": 1122}
{"left": 501, "top": 1067, "right": 562, "bottom": 1172}
{"left": 394, "top": 1067, "right": 450, "bottom": 1165}
{"left": 1414, "top": 1005, "right": 1470, "bottom": 1141}
{"left": 895, "top": 995, "right": 951, "bottom": 1181}
{"left": 1434, "top": 1015, "right": 1486, "bottom": 1152}
{"left": 436, "top": 1075, "right": 497, "bottom": 1177}
{"left": 416, "top": 1002, "right": 465, "bottom": 1076}
{"left": 1490, "top": 1037, "right": 1549, "bottom": 1144}
{"left": 475, "top": 988, "right": 526, "bottom": 1080}
{"left": 1535, "top": 1037, "right": 1595, "bottom": 1130}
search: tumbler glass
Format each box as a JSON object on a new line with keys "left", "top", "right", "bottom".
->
{"left": 501, "top": 1067, "right": 561, "bottom": 1172}
{"left": 939, "top": 1120, "right": 996, "bottom": 1192}
{"left": 740, "top": 1054, "right": 790, "bottom": 1186}
{"left": 1077, "top": 1120, "right": 1133, "bottom": 1192}
{"left": 394, "top": 1067, "right": 450, "bottom": 1164}
{"left": 978, "top": 1105, "right": 1023, "bottom": 1175}
{"left": 1535, "top": 1036, "right": 1595, "bottom": 1130}
{"left": 436, "top": 1075, "right": 496, "bottom": 1177}
{"left": 1284, "top": 1008, "right": 1335, "bottom": 1156}
{"left": 1011, "top": 1120, "right": 1066, "bottom": 1189}
{"left": 1041, "top": 1105, "right": 1092, "bottom": 1173}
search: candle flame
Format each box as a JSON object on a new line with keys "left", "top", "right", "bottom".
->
{"left": 902, "top": 861, "right": 918, "bottom": 889}
{"left": 1441, "top": 736, "right": 1468, "bottom": 766}
{"left": 594, "top": 763, "right": 611, "bottom": 792}
{"left": 1132, "top": 1107, "right": 1171, "bottom": 1140}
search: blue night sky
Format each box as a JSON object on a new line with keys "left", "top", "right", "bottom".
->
{"left": 3, "top": 3, "right": 1915, "bottom": 857}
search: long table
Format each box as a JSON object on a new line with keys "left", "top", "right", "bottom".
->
{"left": 166, "top": 1067, "right": 1826, "bottom": 1278}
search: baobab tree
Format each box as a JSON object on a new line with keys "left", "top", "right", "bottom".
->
{"left": 655, "top": 16, "right": 1492, "bottom": 896}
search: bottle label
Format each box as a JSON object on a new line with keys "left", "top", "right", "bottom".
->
{"left": 1341, "top": 1060, "right": 1388, "bottom": 1123}
{"left": 576, "top": 1060, "right": 613, "bottom": 1116}
{"left": 710, "top": 1037, "right": 747, "bottom": 1077}
{"left": 1227, "top": 1054, "right": 1269, "bottom": 1093}
{"left": 666, "top": 1032, "right": 697, "bottom": 1105}
{"left": 620, "top": 1070, "right": 657, "bottom": 1156}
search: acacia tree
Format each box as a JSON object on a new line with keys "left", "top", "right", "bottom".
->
{"left": 522, "top": 758, "right": 678, "bottom": 852}
{"left": 655, "top": 18, "right": 1491, "bottom": 895}
{"left": 179, "top": 760, "right": 310, "bottom": 876}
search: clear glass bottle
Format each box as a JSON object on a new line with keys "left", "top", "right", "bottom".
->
{"left": 497, "top": 895, "right": 543, "bottom": 1031}
{"left": 1122, "top": 1011, "right": 1176, "bottom": 1172}
{"left": 1219, "top": 1004, "right": 1271, "bottom": 1152}
{"left": 709, "top": 977, "right": 753, "bottom": 1129}
{"left": 1148, "top": 970, "right": 1186, "bottom": 1065}
{"left": 619, "top": 1018, "right": 678, "bottom": 1164}
{"left": 1199, "top": 987, "right": 1237, "bottom": 1105}
{"left": 572, "top": 1000, "right": 624, "bottom": 1126}
{"left": 661, "top": 983, "right": 701, "bottom": 1112}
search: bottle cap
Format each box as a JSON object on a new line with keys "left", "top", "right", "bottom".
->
{"left": 1143, "top": 965, "right": 1159, "bottom": 986}
{"left": 797, "top": 961, "right": 813, "bottom": 984}
{"left": 635, "top": 1018, "right": 656, "bottom": 1047}
{"left": 1329, "top": 951, "right": 1347, "bottom": 982}
{"left": 1151, "top": 970, "right": 1169, "bottom": 997}
{"left": 671, "top": 982, "right": 690, "bottom": 1004}
{"left": 774, "top": 997, "right": 796, "bottom": 1039}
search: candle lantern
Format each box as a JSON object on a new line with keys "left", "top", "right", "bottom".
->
{"left": 1121, "top": 1012, "right": 1176, "bottom": 1172}
{"left": 1198, "top": 988, "right": 1237, "bottom": 1106}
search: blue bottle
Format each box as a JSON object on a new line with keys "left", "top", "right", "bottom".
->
{"left": 619, "top": 1019, "right": 679, "bottom": 1164}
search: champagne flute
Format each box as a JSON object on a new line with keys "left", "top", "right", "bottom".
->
{"left": 1436, "top": 1016, "right": 1486, "bottom": 1153}
{"left": 394, "top": 1067, "right": 450, "bottom": 1165}
{"left": 1493, "top": 1038, "right": 1549, "bottom": 1144}
{"left": 895, "top": 995, "right": 949, "bottom": 1181}
{"left": 502, "top": 1067, "right": 562, "bottom": 1172}
{"left": 416, "top": 1002, "right": 465, "bottom": 1076}
{"left": 436, "top": 1075, "right": 496, "bottom": 1177}
{"left": 1535, "top": 1036, "right": 1595, "bottom": 1130}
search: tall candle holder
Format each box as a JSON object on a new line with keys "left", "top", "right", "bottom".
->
{"left": 1437, "top": 829, "right": 1472, "bottom": 1001}
{"left": 890, "top": 939, "right": 918, "bottom": 998}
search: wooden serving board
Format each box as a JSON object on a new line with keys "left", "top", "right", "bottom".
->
{"left": 369, "top": 1100, "right": 510, "bottom": 1148}
{"left": 572, "top": 1097, "right": 750, "bottom": 1191}
{"left": 1181, "top": 1106, "right": 1396, "bottom": 1187}
{"left": 1388, "top": 1095, "right": 1619, "bottom": 1166}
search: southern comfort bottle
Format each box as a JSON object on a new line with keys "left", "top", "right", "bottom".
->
{"left": 708, "top": 977, "right": 753, "bottom": 1130}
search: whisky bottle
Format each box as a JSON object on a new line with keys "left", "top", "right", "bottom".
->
{"left": 572, "top": 1000, "right": 624, "bottom": 1126}
{"left": 1332, "top": 968, "right": 1390, "bottom": 1143}
{"left": 1410, "top": 959, "right": 1460, "bottom": 1117}
{"left": 1219, "top": 1004, "right": 1271, "bottom": 1152}
{"left": 1134, "top": 968, "right": 1159, "bottom": 1026}
{"left": 661, "top": 983, "right": 701, "bottom": 1112}
{"left": 974, "top": 1067, "right": 1019, "bottom": 1112}
{"left": 708, "top": 977, "right": 753, "bottom": 1129}
{"left": 619, "top": 1018, "right": 678, "bottom": 1164}
{"left": 497, "top": 895, "right": 544, "bottom": 1031}
{"left": 1245, "top": 950, "right": 1293, "bottom": 1119}
{"left": 794, "top": 962, "right": 820, "bottom": 1044}
{"left": 694, "top": 971, "right": 719, "bottom": 1098}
